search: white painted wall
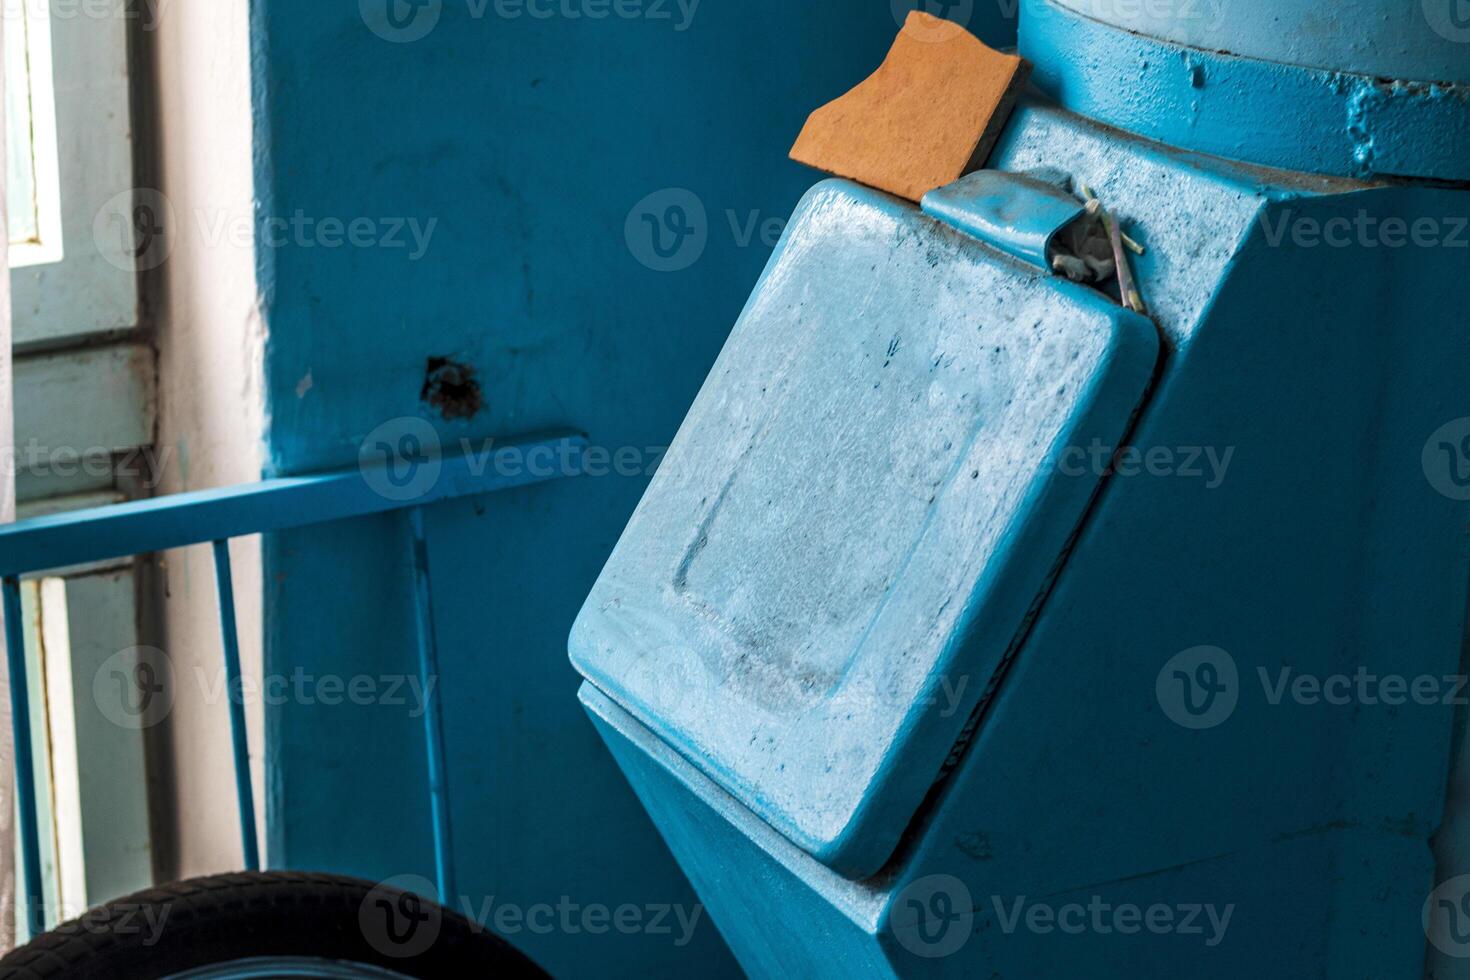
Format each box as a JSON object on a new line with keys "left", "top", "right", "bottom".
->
{"left": 144, "top": 0, "right": 264, "bottom": 881}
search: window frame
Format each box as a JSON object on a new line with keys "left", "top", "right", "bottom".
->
{"left": 9, "top": 0, "right": 138, "bottom": 351}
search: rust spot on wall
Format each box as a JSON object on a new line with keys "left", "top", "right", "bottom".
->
{"left": 420, "top": 357, "right": 485, "bottom": 421}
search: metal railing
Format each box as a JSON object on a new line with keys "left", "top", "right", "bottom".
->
{"left": 0, "top": 431, "right": 587, "bottom": 937}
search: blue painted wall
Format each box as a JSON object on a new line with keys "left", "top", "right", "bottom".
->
{"left": 248, "top": 1, "right": 1016, "bottom": 975}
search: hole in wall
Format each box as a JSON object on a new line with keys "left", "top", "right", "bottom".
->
{"left": 420, "top": 356, "right": 485, "bottom": 421}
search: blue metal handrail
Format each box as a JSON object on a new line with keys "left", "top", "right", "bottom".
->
{"left": 0, "top": 431, "right": 587, "bottom": 937}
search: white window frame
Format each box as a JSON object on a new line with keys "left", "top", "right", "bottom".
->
{"left": 4, "top": 0, "right": 154, "bottom": 940}
{"left": 6, "top": 0, "right": 62, "bottom": 270}
{"left": 8, "top": 0, "right": 137, "bottom": 350}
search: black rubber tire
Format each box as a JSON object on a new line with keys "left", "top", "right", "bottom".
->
{"left": 0, "top": 871, "right": 549, "bottom": 979}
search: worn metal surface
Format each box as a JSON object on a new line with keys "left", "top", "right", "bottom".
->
{"left": 920, "top": 169, "right": 1085, "bottom": 270}
{"left": 1024, "top": 0, "right": 1470, "bottom": 182}
{"left": 1049, "top": 0, "right": 1470, "bottom": 83}
{"left": 576, "top": 93, "right": 1470, "bottom": 976}
{"left": 572, "top": 178, "right": 1159, "bottom": 878}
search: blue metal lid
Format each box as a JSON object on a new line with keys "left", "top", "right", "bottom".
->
{"left": 571, "top": 178, "right": 1159, "bottom": 878}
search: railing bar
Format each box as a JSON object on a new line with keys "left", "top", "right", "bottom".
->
{"left": 0, "top": 433, "right": 587, "bottom": 579}
{"left": 3, "top": 576, "right": 45, "bottom": 938}
{"left": 211, "top": 540, "right": 260, "bottom": 872}
{"left": 407, "top": 507, "right": 456, "bottom": 904}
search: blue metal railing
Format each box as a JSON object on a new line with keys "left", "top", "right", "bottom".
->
{"left": 0, "top": 431, "right": 586, "bottom": 937}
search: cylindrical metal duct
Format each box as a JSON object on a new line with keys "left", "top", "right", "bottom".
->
{"left": 1020, "top": 0, "right": 1470, "bottom": 182}
{"left": 1048, "top": 0, "right": 1470, "bottom": 84}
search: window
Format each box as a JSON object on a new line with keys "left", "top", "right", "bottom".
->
{"left": 5, "top": 0, "right": 61, "bottom": 270}
{"left": 9, "top": 0, "right": 138, "bottom": 349}
{"left": 5, "top": 0, "right": 154, "bottom": 940}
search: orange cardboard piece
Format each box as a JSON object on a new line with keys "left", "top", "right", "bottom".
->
{"left": 789, "top": 12, "right": 1031, "bottom": 203}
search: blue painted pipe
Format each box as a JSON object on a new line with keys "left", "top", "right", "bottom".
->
{"left": 407, "top": 507, "right": 456, "bottom": 904}
{"left": 0, "top": 435, "right": 584, "bottom": 932}
{"left": 1046, "top": 0, "right": 1470, "bottom": 81}
{"left": 2, "top": 577, "right": 44, "bottom": 939}
{"left": 1022, "top": 0, "right": 1470, "bottom": 181}
{"left": 212, "top": 540, "right": 261, "bottom": 872}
